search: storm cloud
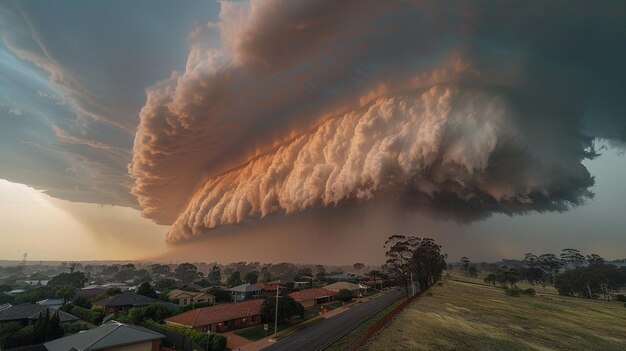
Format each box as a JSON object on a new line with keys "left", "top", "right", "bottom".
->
{"left": 129, "top": 0, "right": 624, "bottom": 242}
{"left": 129, "top": 1, "right": 626, "bottom": 242}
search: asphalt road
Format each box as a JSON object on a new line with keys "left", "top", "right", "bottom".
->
{"left": 263, "top": 289, "right": 405, "bottom": 351}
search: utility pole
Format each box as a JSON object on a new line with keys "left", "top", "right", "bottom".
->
{"left": 274, "top": 280, "right": 280, "bottom": 336}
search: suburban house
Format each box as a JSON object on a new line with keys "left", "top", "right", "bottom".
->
{"left": 326, "top": 273, "right": 360, "bottom": 282}
{"left": 78, "top": 285, "right": 109, "bottom": 298}
{"left": 37, "top": 298, "right": 64, "bottom": 310}
{"left": 44, "top": 321, "right": 165, "bottom": 351}
{"left": 293, "top": 281, "right": 311, "bottom": 289}
{"left": 165, "top": 299, "right": 264, "bottom": 333}
{"left": 288, "top": 288, "right": 336, "bottom": 308}
{"left": 324, "top": 281, "right": 368, "bottom": 296}
{"left": 229, "top": 283, "right": 262, "bottom": 302}
{"left": 168, "top": 289, "right": 215, "bottom": 307}
{"left": 255, "top": 282, "right": 280, "bottom": 292}
{"left": 93, "top": 292, "right": 158, "bottom": 315}
{"left": 0, "top": 304, "right": 78, "bottom": 325}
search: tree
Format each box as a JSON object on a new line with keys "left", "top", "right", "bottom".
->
{"left": 136, "top": 282, "right": 158, "bottom": 298}
{"left": 554, "top": 264, "right": 624, "bottom": 300}
{"left": 32, "top": 310, "right": 63, "bottom": 343}
{"left": 68, "top": 262, "right": 78, "bottom": 273}
{"left": 206, "top": 287, "right": 231, "bottom": 303}
{"left": 366, "top": 270, "right": 382, "bottom": 290}
{"left": 561, "top": 249, "right": 586, "bottom": 270}
{"left": 315, "top": 265, "right": 326, "bottom": 282}
{"left": 295, "top": 267, "right": 313, "bottom": 281}
{"left": 155, "top": 278, "right": 177, "bottom": 291}
{"left": 260, "top": 266, "right": 273, "bottom": 283}
{"left": 383, "top": 235, "right": 417, "bottom": 298}
{"left": 261, "top": 295, "right": 304, "bottom": 323}
{"left": 106, "top": 287, "right": 122, "bottom": 296}
{"left": 121, "top": 263, "right": 137, "bottom": 271}
{"left": 48, "top": 272, "right": 87, "bottom": 289}
{"left": 56, "top": 285, "right": 76, "bottom": 305}
{"left": 227, "top": 271, "right": 242, "bottom": 287}
{"left": 243, "top": 270, "right": 259, "bottom": 284}
{"left": 71, "top": 295, "right": 92, "bottom": 309}
{"left": 150, "top": 264, "right": 172, "bottom": 276}
{"left": 460, "top": 257, "right": 471, "bottom": 274}
{"left": 411, "top": 238, "right": 447, "bottom": 288}
{"left": 143, "top": 303, "right": 172, "bottom": 323}
{"left": 335, "top": 289, "right": 353, "bottom": 302}
{"left": 468, "top": 266, "right": 478, "bottom": 277}
{"left": 207, "top": 265, "right": 222, "bottom": 285}
{"left": 175, "top": 263, "right": 202, "bottom": 284}
{"left": 586, "top": 254, "right": 605, "bottom": 266}
{"left": 484, "top": 273, "right": 497, "bottom": 286}
{"left": 538, "top": 253, "right": 563, "bottom": 285}
{"left": 353, "top": 263, "right": 365, "bottom": 275}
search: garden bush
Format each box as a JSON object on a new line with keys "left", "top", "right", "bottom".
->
{"left": 522, "top": 288, "right": 536, "bottom": 297}
{"left": 504, "top": 287, "right": 523, "bottom": 297}
{"left": 143, "top": 320, "right": 226, "bottom": 351}
{"left": 335, "top": 289, "right": 353, "bottom": 302}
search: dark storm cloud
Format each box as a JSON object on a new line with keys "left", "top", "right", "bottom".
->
{"left": 129, "top": 0, "right": 624, "bottom": 242}
{"left": 0, "top": 0, "right": 219, "bottom": 206}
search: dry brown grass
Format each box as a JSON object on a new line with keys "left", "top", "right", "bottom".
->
{"left": 363, "top": 274, "right": 626, "bottom": 351}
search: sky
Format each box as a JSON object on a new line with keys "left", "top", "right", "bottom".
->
{"left": 0, "top": 1, "right": 624, "bottom": 264}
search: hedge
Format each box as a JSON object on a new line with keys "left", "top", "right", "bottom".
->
{"left": 70, "top": 305, "right": 103, "bottom": 324}
{"left": 143, "top": 319, "right": 226, "bottom": 351}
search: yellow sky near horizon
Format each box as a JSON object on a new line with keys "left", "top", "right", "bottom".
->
{"left": 0, "top": 180, "right": 167, "bottom": 261}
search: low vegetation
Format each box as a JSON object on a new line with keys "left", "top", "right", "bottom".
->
{"left": 143, "top": 319, "right": 226, "bottom": 351}
{"left": 364, "top": 276, "right": 626, "bottom": 351}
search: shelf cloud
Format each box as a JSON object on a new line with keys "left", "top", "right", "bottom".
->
{"left": 129, "top": 0, "right": 624, "bottom": 242}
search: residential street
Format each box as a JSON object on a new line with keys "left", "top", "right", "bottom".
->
{"left": 263, "top": 289, "right": 406, "bottom": 351}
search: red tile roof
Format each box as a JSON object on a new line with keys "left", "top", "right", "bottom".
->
{"left": 255, "top": 282, "right": 280, "bottom": 291}
{"left": 288, "top": 288, "right": 336, "bottom": 302}
{"left": 165, "top": 299, "right": 263, "bottom": 328}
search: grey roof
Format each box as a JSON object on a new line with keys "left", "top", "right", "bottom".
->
{"left": 0, "top": 304, "right": 78, "bottom": 322}
{"left": 44, "top": 321, "right": 164, "bottom": 351}
{"left": 37, "top": 298, "right": 64, "bottom": 306}
{"left": 228, "top": 283, "right": 262, "bottom": 293}
{"left": 93, "top": 292, "right": 156, "bottom": 307}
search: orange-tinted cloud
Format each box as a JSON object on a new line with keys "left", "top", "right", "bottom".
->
{"left": 130, "top": 1, "right": 623, "bottom": 241}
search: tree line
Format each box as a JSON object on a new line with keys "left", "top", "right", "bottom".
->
{"left": 456, "top": 249, "right": 626, "bottom": 301}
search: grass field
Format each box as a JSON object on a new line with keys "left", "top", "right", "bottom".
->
{"left": 364, "top": 275, "right": 626, "bottom": 351}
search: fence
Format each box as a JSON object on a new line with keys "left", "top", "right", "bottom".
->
{"left": 143, "top": 324, "right": 206, "bottom": 351}
{"left": 345, "top": 281, "right": 436, "bottom": 351}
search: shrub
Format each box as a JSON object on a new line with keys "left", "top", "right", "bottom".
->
{"left": 116, "top": 307, "right": 146, "bottom": 325}
{"left": 3, "top": 324, "right": 35, "bottom": 348}
{"left": 335, "top": 289, "right": 353, "bottom": 302}
{"left": 72, "top": 295, "right": 92, "bottom": 309}
{"left": 614, "top": 294, "right": 626, "bottom": 302}
{"left": 505, "top": 287, "right": 523, "bottom": 297}
{"left": 437, "top": 282, "right": 443, "bottom": 287}
{"left": 63, "top": 322, "right": 90, "bottom": 335}
{"left": 71, "top": 305, "right": 103, "bottom": 324}
{"left": 522, "top": 288, "right": 536, "bottom": 297}
{"left": 143, "top": 320, "right": 226, "bottom": 351}
{"left": 102, "top": 313, "right": 116, "bottom": 324}
{"left": 427, "top": 291, "right": 433, "bottom": 297}
{"left": 143, "top": 303, "right": 173, "bottom": 323}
